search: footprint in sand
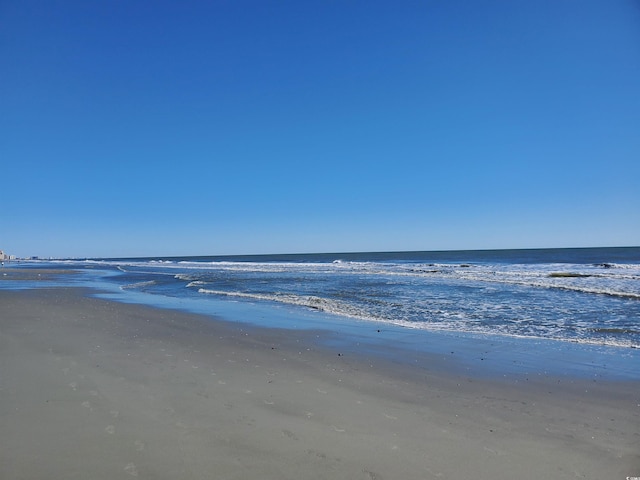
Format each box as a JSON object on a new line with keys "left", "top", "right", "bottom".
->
{"left": 124, "top": 462, "right": 138, "bottom": 476}
{"left": 69, "top": 382, "right": 77, "bottom": 390}
{"left": 163, "top": 407, "right": 176, "bottom": 417}
{"left": 282, "top": 429, "right": 298, "bottom": 441}
{"left": 363, "top": 469, "right": 383, "bottom": 480}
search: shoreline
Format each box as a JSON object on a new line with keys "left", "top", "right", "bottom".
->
{"left": 2, "top": 264, "right": 640, "bottom": 381}
{"left": 1, "top": 287, "right": 639, "bottom": 479}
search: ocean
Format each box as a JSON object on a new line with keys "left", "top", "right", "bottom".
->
{"left": 5, "top": 247, "right": 640, "bottom": 377}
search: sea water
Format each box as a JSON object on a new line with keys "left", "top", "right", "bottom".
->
{"left": 8, "top": 247, "right": 640, "bottom": 377}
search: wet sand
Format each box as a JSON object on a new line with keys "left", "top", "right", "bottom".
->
{"left": 0, "top": 267, "right": 77, "bottom": 281}
{"left": 1, "top": 287, "right": 638, "bottom": 479}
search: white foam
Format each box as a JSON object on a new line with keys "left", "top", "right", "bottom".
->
{"left": 197, "top": 288, "right": 362, "bottom": 315}
{"left": 120, "top": 280, "right": 156, "bottom": 290}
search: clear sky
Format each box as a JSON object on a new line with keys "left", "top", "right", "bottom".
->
{"left": 2, "top": 1, "right": 639, "bottom": 258}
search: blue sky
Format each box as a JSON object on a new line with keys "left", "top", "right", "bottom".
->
{"left": 2, "top": 1, "right": 639, "bottom": 258}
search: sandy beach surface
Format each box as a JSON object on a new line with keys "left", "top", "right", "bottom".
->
{"left": 0, "top": 268, "right": 78, "bottom": 282}
{"left": 1, "top": 286, "right": 638, "bottom": 480}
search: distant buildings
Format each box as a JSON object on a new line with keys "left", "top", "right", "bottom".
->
{"left": 0, "top": 250, "right": 16, "bottom": 261}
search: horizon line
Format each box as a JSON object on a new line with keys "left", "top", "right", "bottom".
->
{"left": 15, "top": 245, "right": 640, "bottom": 261}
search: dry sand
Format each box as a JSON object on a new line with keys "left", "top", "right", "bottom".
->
{"left": 1, "top": 287, "right": 638, "bottom": 479}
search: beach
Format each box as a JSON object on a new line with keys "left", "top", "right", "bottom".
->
{"left": 1, "top": 284, "right": 638, "bottom": 479}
